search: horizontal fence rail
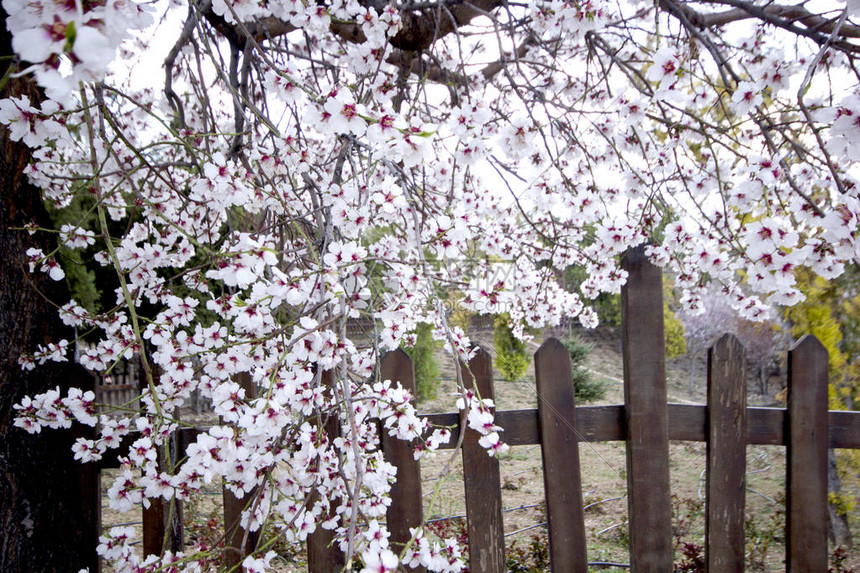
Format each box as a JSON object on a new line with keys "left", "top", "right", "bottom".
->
{"left": 97, "top": 405, "right": 860, "bottom": 469}
{"left": 411, "top": 407, "right": 860, "bottom": 449}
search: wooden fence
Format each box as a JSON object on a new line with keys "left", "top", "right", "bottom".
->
{"left": 82, "top": 246, "right": 860, "bottom": 572}
{"left": 95, "top": 358, "right": 140, "bottom": 409}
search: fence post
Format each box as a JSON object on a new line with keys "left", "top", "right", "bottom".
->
{"left": 76, "top": 371, "right": 103, "bottom": 573}
{"left": 706, "top": 334, "right": 747, "bottom": 571}
{"left": 787, "top": 335, "right": 829, "bottom": 572}
{"left": 534, "top": 338, "right": 588, "bottom": 572}
{"left": 222, "top": 371, "right": 261, "bottom": 570}
{"left": 379, "top": 349, "right": 425, "bottom": 572}
{"left": 139, "top": 364, "right": 184, "bottom": 558}
{"left": 620, "top": 245, "right": 673, "bottom": 570}
{"left": 307, "top": 368, "right": 347, "bottom": 573}
{"left": 461, "top": 347, "right": 505, "bottom": 573}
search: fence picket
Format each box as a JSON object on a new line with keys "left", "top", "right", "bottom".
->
{"left": 139, "top": 364, "right": 184, "bottom": 557}
{"left": 222, "top": 371, "right": 261, "bottom": 569}
{"left": 620, "top": 245, "right": 673, "bottom": 570}
{"left": 307, "top": 369, "right": 347, "bottom": 573}
{"left": 534, "top": 338, "right": 588, "bottom": 572}
{"left": 787, "top": 335, "right": 829, "bottom": 572}
{"left": 461, "top": 347, "right": 505, "bottom": 573}
{"left": 380, "top": 349, "right": 425, "bottom": 572}
{"left": 706, "top": 334, "right": 747, "bottom": 571}
{"left": 141, "top": 435, "right": 184, "bottom": 556}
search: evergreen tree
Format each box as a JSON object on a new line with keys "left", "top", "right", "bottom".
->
{"left": 403, "top": 323, "right": 440, "bottom": 402}
{"left": 563, "top": 337, "right": 607, "bottom": 403}
{"left": 494, "top": 315, "right": 529, "bottom": 381}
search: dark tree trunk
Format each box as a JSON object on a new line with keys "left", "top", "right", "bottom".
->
{"left": 0, "top": 22, "right": 100, "bottom": 573}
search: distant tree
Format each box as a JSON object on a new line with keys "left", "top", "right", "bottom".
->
{"left": 735, "top": 317, "right": 787, "bottom": 397}
{"left": 563, "top": 337, "right": 607, "bottom": 403}
{"left": 678, "top": 288, "right": 738, "bottom": 394}
{"left": 840, "top": 290, "right": 860, "bottom": 410}
{"left": 403, "top": 322, "right": 440, "bottom": 402}
{"left": 785, "top": 270, "right": 849, "bottom": 404}
{"left": 494, "top": 315, "right": 529, "bottom": 381}
{"left": 664, "top": 302, "right": 688, "bottom": 361}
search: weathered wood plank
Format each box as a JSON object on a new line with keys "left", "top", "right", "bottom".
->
{"left": 99, "top": 406, "right": 859, "bottom": 471}
{"left": 380, "top": 349, "right": 425, "bottom": 572}
{"left": 787, "top": 336, "right": 829, "bottom": 572}
{"left": 534, "top": 338, "right": 587, "bottom": 572}
{"left": 828, "top": 410, "right": 860, "bottom": 449}
{"left": 77, "top": 464, "right": 102, "bottom": 573}
{"left": 140, "top": 364, "right": 184, "bottom": 558}
{"left": 307, "top": 369, "right": 347, "bottom": 573}
{"left": 422, "top": 405, "right": 860, "bottom": 449}
{"left": 620, "top": 245, "right": 673, "bottom": 571}
{"left": 697, "top": 406, "right": 855, "bottom": 448}
{"left": 306, "top": 486, "right": 345, "bottom": 573}
{"left": 461, "top": 347, "right": 505, "bottom": 573}
{"left": 745, "top": 407, "right": 783, "bottom": 445}
{"left": 222, "top": 371, "right": 260, "bottom": 569}
{"left": 140, "top": 368, "right": 166, "bottom": 558}
{"left": 423, "top": 405, "right": 628, "bottom": 446}
{"left": 141, "top": 439, "right": 185, "bottom": 557}
{"left": 706, "top": 334, "right": 747, "bottom": 572}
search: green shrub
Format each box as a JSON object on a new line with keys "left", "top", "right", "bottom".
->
{"left": 564, "top": 265, "right": 621, "bottom": 326}
{"left": 403, "top": 322, "right": 440, "bottom": 402}
{"left": 494, "top": 314, "right": 529, "bottom": 381}
{"left": 664, "top": 302, "right": 688, "bottom": 359}
{"left": 505, "top": 530, "right": 550, "bottom": 572}
{"left": 563, "top": 336, "right": 607, "bottom": 403}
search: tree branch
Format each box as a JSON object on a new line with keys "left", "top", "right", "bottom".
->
{"left": 659, "top": 0, "right": 860, "bottom": 54}
{"left": 196, "top": 0, "right": 507, "bottom": 87}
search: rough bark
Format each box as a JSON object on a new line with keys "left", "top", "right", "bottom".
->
{"left": 0, "top": 22, "right": 98, "bottom": 573}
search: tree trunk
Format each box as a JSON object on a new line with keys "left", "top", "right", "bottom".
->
{"left": 0, "top": 23, "right": 100, "bottom": 572}
{"left": 759, "top": 363, "right": 768, "bottom": 396}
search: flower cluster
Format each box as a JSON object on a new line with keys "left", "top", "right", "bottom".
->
{"left": 2, "top": 0, "right": 153, "bottom": 102}
{"left": 457, "top": 389, "right": 509, "bottom": 457}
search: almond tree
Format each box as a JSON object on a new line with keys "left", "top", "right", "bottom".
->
{"left": 2, "top": 0, "right": 860, "bottom": 570}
